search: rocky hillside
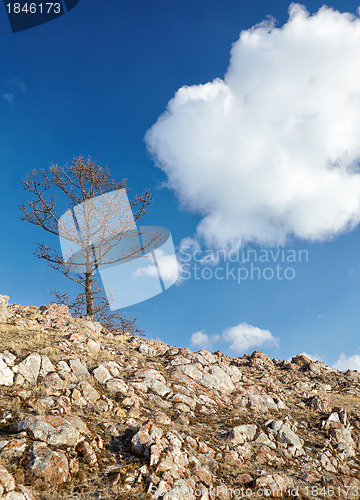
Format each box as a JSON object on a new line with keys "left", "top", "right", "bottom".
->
{"left": 0, "top": 295, "right": 359, "bottom": 499}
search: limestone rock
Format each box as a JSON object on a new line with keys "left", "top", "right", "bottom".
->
{"left": 17, "top": 353, "right": 41, "bottom": 385}
{"left": 9, "top": 415, "right": 86, "bottom": 447}
{"left": 0, "top": 296, "right": 10, "bottom": 323}
{"left": 230, "top": 424, "right": 257, "bottom": 445}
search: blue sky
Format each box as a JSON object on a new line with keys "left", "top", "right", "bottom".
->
{"left": 2, "top": 0, "right": 360, "bottom": 369}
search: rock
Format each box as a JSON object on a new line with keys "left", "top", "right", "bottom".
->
{"left": 175, "top": 364, "right": 203, "bottom": 382}
{"left": 250, "top": 350, "right": 274, "bottom": 369}
{"left": 255, "top": 431, "right": 277, "bottom": 450}
{"left": 0, "top": 296, "right": 10, "bottom": 323}
{"left": 104, "top": 378, "right": 128, "bottom": 397}
{"left": 92, "top": 364, "right": 112, "bottom": 384}
{"left": 308, "top": 361, "right": 323, "bottom": 375}
{"left": 79, "top": 381, "right": 100, "bottom": 403}
{"left": 57, "top": 361, "right": 70, "bottom": 372}
{"left": 3, "top": 493, "right": 26, "bottom": 500}
{"left": 81, "top": 319, "right": 102, "bottom": 335}
{"left": 102, "top": 360, "right": 122, "bottom": 378}
{"left": 42, "top": 372, "right": 66, "bottom": 391}
{"left": 201, "top": 365, "right": 235, "bottom": 393}
{"left": 131, "top": 421, "right": 163, "bottom": 457}
{"left": 277, "top": 423, "right": 302, "bottom": 448}
{"left": 330, "top": 427, "right": 356, "bottom": 457}
{"left": 23, "top": 441, "right": 69, "bottom": 486}
{"left": 18, "top": 485, "right": 36, "bottom": 500}
{"left": 69, "top": 358, "right": 90, "bottom": 378}
{"left": 86, "top": 339, "right": 101, "bottom": 354}
{"left": 9, "top": 415, "right": 85, "bottom": 447}
{"left": 266, "top": 420, "right": 303, "bottom": 452}
{"left": 322, "top": 412, "right": 341, "bottom": 429}
{"left": 0, "top": 359, "right": 14, "bottom": 386}
{"left": 306, "top": 395, "right": 332, "bottom": 413}
{"left": 139, "top": 343, "right": 154, "bottom": 355}
{"left": 0, "top": 439, "right": 27, "bottom": 459}
{"left": 291, "top": 354, "right": 311, "bottom": 368}
{"left": 76, "top": 440, "right": 98, "bottom": 467}
{"left": 2, "top": 297, "right": 360, "bottom": 499}
{"left": 236, "top": 393, "right": 284, "bottom": 411}
{"left": 230, "top": 424, "right": 257, "bottom": 445}
{"left": 39, "top": 355, "right": 56, "bottom": 378}
{"left": 17, "top": 353, "right": 41, "bottom": 385}
{"left": 0, "top": 465, "right": 15, "bottom": 492}
{"left": 39, "top": 304, "right": 71, "bottom": 325}
{"left": 139, "top": 369, "right": 173, "bottom": 397}
{"left": 0, "top": 351, "right": 16, "bottom": 367}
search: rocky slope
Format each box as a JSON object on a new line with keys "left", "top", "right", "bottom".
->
{"left": 0, "top": 294, "right": 359, "bottom": 499}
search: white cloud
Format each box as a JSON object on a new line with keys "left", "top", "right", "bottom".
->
{"left": 222, "top": 322, "right": 279, "bottom": 352}
{"left": 190, "top": 330, "right": 220, "bottom": 350}
{"left": 147, "top": 4, "right": 360, "bottom": 248}
{"left": 333, "top": 352, "right": 360, "bottom": 371}
{"left": 134, "top": 249, "right": 180, "bottom": 284}
{"left": 190, "top": 322, "right": 278, "bottom": 354}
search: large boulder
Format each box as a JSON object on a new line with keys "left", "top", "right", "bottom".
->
{"left": 9, "top": 415, "right": 87, "bottom": 447}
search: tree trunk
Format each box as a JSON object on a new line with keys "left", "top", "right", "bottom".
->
{"left": 85, "top": 272, "right": 95, "bottom": 320}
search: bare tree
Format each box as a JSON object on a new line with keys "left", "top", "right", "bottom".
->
{"left": 20, "top": 155, "right": 159, "bottom": 329}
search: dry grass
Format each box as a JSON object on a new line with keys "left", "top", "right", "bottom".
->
{"left": 0, "top": 324, "right": 67, "bottom": 363}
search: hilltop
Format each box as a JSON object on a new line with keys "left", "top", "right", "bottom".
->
{"left": 0, "top": 294, "right": 359, "bottom": 499}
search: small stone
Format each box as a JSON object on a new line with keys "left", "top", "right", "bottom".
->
{"left": 69, "top": 359, "right": 90, "bottom": 378}
{"left": 86, "top": 339, "right": 101, "bottom": 354}
{"left": 79, "top": 381, "right": 100, "bottom": 403}
{"left": 0, "top": 465, "right": 15, "bottom": 492}
{"left": 0, "top": 351, "right": 16, "bottom": 367}
{"left": 39, "top": 356, "right": 56, "bottom": 378}
{"left": 131, "top": 421, "right": 163, "bottom": 457}
{"left": 230, "top": 424, "right": 257, "bottom": 445}
{"left": 104, "top": 378, "right": 128, "bottom": 397}
{"left": 92, "top": 365, "right": 112, "bottom": 384}
{"left": 76, "top": 441, "right": 98, "bottom": 467}
{"left": 0, "top": 359, "right": 14, "bottom": 386}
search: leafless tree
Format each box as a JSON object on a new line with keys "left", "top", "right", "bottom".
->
{"left": 20, "top": 155, "right": 159, "bottom": 330}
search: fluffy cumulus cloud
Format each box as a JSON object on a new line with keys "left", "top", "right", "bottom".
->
{"left": 333, "top": 352, "right": 360, "bottom": 371}
{"left": 222, "top": 322, "right": 279, "bottom": 352}
{"left": 133, "top": 249, "right": 180, "bottom": 285}
{"left": 190, "top": 322, "right": 278, "bottom": 353}
{"left": 146, "top": 4, "right": 360, "bottom": 248}
{"left": 190, "top": 331, "right": 220, "bottom": 350}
